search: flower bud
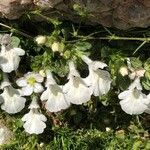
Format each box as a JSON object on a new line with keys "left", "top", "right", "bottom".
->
{"left": 39, "top": 142, "right": 44, "bottom": 147}
{"left": 135, "top": 69, "right": 145, "bottom": 77}
{"left": 119, "top": 66, "right": 128, "bottom": 76}
{"left": 51, "top": 42, "right": 64, "bottom": 52}
{"left": 63, "top": 51, "right": 71, "bottom": 59}
{"left": 39, "top": 70, "right": 46, "bottom": 77}
{"left": 35, "top": 36, "right": 47, "bottom": 45}
{"left": 106, "top": 127, "right": 111, "bottom": 132}
{"left": 129, "top": 69, "right": 145, "bottom": 79}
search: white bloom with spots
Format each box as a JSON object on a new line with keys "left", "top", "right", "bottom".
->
{"left": 16, "top": 72, "right": 44, "bottom": 96}
{"left": 118, "top": 78, "right": 149, "bottom": 115}
{"left": 82, "top": 55, "right": 111, "bottom": 96}
{"left": 63, "top": 62, "right": 92, "bottom": 105}
{"left": 41, "top": 70, "right": 70, "bottom": 112}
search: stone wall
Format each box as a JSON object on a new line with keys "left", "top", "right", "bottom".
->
{"left": 0, "top": 0, "right": 150, "bottom": 29}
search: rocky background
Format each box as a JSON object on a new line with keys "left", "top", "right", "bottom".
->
{"left": 0, "top": 0, "right": 150, "bottom": 30}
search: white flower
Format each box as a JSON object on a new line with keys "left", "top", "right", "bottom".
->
{"left": 118, "top": 78, "right": 149, "bottom": 115}
{"left": 40, "top": 70, "right": 70, "bottom": 112}
{"left": 35, "top": 35, "right": 47, "bottom": 45}
{"left": 22, "top": 98, "right": 47, "bottom": 134}
{"left": 0, "top": 35, "right": 25, "bottom": 73}
{"left": 0, "top": 74, "right": 26, "bottom": 114}
{"left": 22, "top": 99, "right": 46, "bottom": 134}
{"left": 0, "top": 86, "right": 26, "bottom": 114}
{"left": 16, "top": 72, "right": 44, "bottom": 96}
{"left": 22, "top": 109, "right": 47, "bottom": 134}
{"left": 63, "top": 62, "right": 92, "bottom": 105}
{"left": 82, "top": 55, "right": 111, "bottom": 96}
{"left": 28, "top": 97, "right": 40, "bottom": 109}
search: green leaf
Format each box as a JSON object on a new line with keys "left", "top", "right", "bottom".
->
{"left": 101, "top": 46, "right": 112, "bottom": 58}
{"left": 74, "top": 41, "right": 92, "bottom": 51}
{"left": 11, "top": 36, "right": 20, "bottom": 47}
{"left": 131, "top": 57, "right": 142, "bottom": 69}
{"left": 144, "top": 58, "right": 150, "bottom": 71}
{"left": 73, "top": 4, "right": 90, "bottom": 18}
{"left": 145, "top": 71, "right": 150, "bottom": 80}
{"left": 116, "top": 74, "right": 131, "bottom": 90}
{"left": 142, "top": 78, "right": 150, "bottom": 90}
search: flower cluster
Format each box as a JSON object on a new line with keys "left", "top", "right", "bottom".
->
{"left": 0, "top": 34, "right": 26, "bottom": 114}
{"left": 118, "top": 78, "right": 149, "bottom": 115}
{"left": 0, "top": 34, "right": 149, "bottom": 135}
{"left": 17, "top": 56, "right": 111, "bottom": 134}
{"left": 118, "top": 58, "right": 150, "bottom": 115}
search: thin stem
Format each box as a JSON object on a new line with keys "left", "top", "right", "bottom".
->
{"left": 76, "top": 35, "right": 150, "bottom": 41}
{"left": 64, "top": 35, "right": 150, "bottom": 44}
{"left": 103, "top": 27, "right": 113, "bottom": 35}
{"left": 0, "top": 23, "right": 33, "bottom": 39}
{"left": 133, "top": 41, "right": 147, "bottom": 54}
{"left": 136, "top": 115, "right": 142, "bottom": 128}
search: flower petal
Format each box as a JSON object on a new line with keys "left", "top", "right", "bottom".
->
{"left": 64, "top": 77, "right": 91, "bottom": 104}
{"left": 92, "top": 70, "right": 111, "bottom": 96}
{"left": 118, "top": 90, "right": 130, "bottom": 99}
{"left": 44, "top": 86, "right": 70, "bottom": 112}
{"left": 0, "top": 52, "right": 20, "bottom": 73}
{"left": 129, "top": 77, "right": 142, "bottom": 90}
{"left": 33, "top": 83, "right": 44, "bottom": 93}
{"left": 91, "top": 61, "right": 107, "bottom": 70}
{"left": 22, "top": 110, "right": 47, "bottom": 134}
{"left": 28, "top": 98, "right": 40, "bottom": 109}
{"left": 40, "top": 89, "right": 49, "bottom": 101}
{"left": 1, "top": 87, "right": 26, "bottom": 114}
{"left": 16, "top": 77, "right": 27, "bottom": 87}
{"left": 34, "top": 74, "right": 44, "bottom": 83}
{"left": 119, "top": 98, "right": 147, "bottom": 115}
{"left": 119, "top": 89, "right": 148, "bottom": 115}
{"left": 21, "top": 85, "right": 33, "bottom": 96}
{"left": 12, "top": 48, "right": 25, "bottom": 56}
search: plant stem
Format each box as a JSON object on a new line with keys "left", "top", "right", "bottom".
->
{"left": 0, "top": 23, "right": 33, "bottom": 39}
{"left": 76, "top": 35, "right": 150, "bottom": 41}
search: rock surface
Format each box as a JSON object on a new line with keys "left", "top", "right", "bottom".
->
{"left": 0, "top": 0, "right": 150, "bottom": 29}
{"left": 0, "top": 120, "right": 13, "bottom": 145}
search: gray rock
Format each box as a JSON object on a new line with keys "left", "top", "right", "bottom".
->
{"left": 0, "top": 120, "right": 13, "bottom": 145}
{"left": 0, "top": 0, "right": 150, "bottom": 29}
